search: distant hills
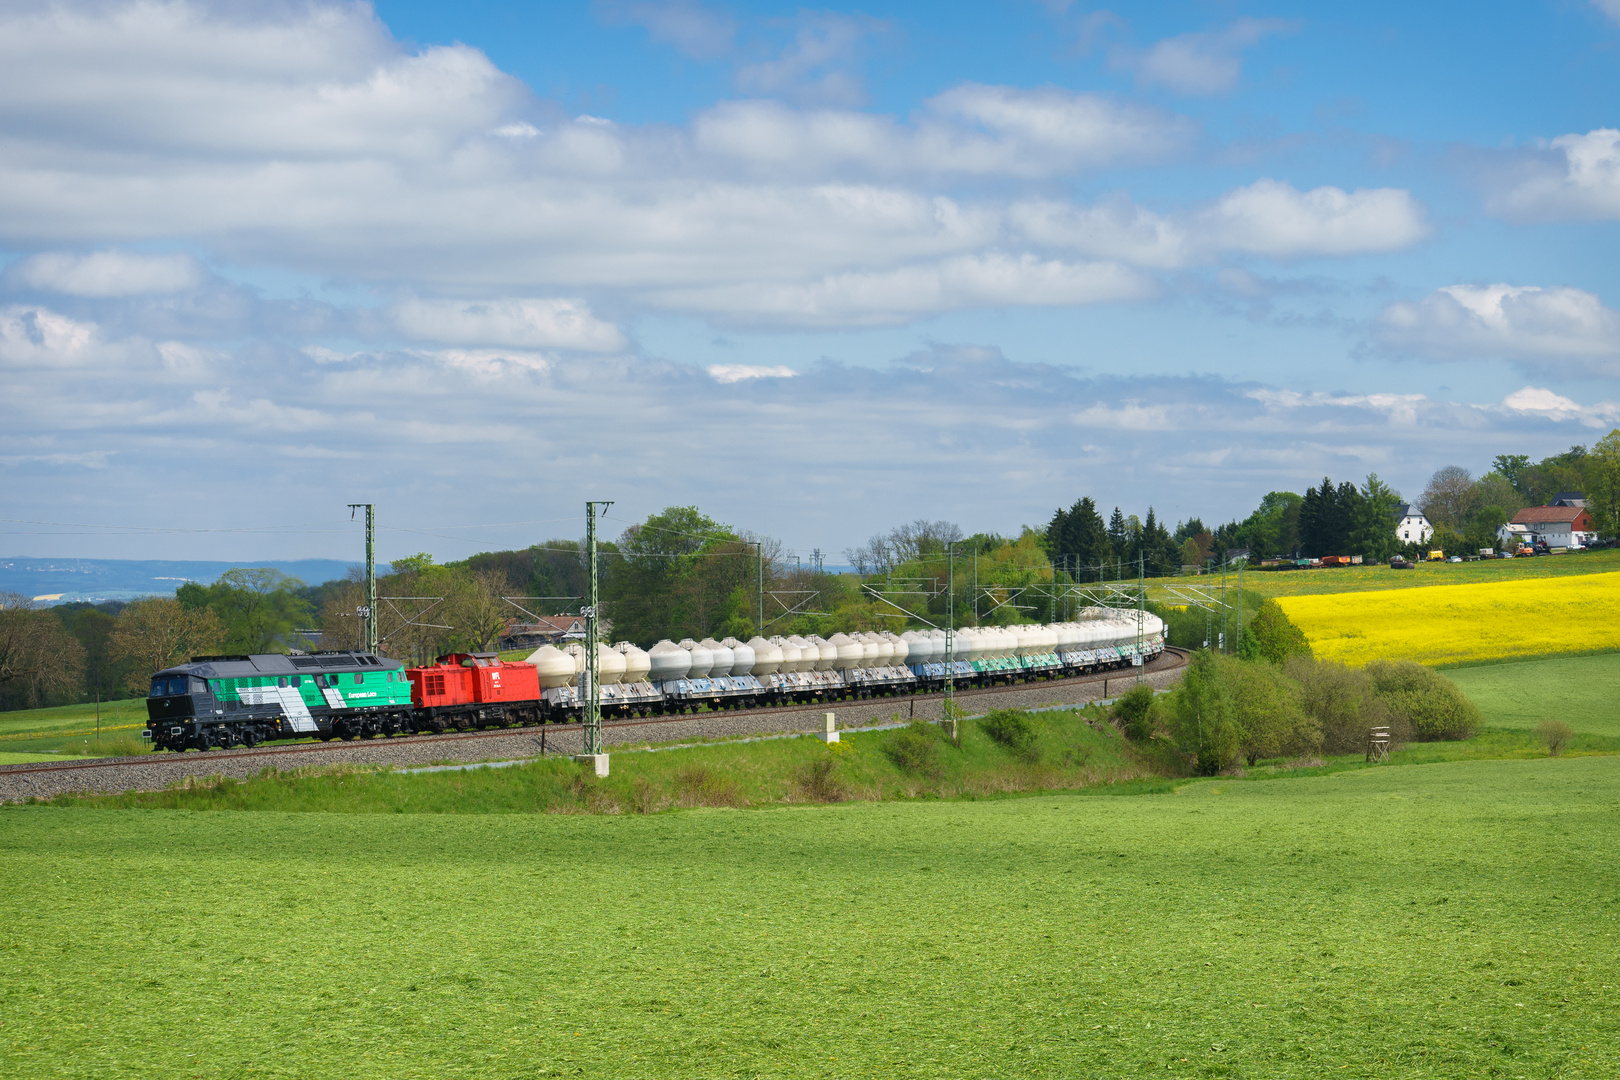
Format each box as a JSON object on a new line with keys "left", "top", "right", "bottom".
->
{"left": 0, "top": 557, "right": 385, "bottom": 605}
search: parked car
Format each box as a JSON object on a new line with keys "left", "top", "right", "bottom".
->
{"left": 1449, "top": 555, "right": 1462, "bottom": 563}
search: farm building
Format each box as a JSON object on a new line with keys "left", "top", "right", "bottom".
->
{"left": 1393, "top": 504, "right": 1434, "bottom": 545}
{"left": 1508, "top": 504, "right": 1597, "bottom": 549}
{"left": 1497, "top": 522, "right": 1532, "bottom": 549}
{"left": 498, "top": 614, "right": 608, "bottom": 649}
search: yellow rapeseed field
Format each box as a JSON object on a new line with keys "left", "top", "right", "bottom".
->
{"left": 1274, "top": 570, "right": 1620, "bottom": 667}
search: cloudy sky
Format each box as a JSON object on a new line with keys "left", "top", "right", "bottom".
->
{"left": 5, "top": 0, "right": 1620, "bottom": 564}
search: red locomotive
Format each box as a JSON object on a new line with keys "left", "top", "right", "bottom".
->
{"left": 405, "top": 653, "right": 544, "bottom": 731}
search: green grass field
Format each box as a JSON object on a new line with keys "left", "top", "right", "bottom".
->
{"left": 1142, "top": 547, "right": 1620, "bottom": 599}
{"left": 0, "top": 696, "right": 150, "bottom": 755}
{"left": 4, "top": 755, "right": 1617, "bottom": 1079}
{"left": 1447, "top": 652, "right": 1620, "bottom": 735}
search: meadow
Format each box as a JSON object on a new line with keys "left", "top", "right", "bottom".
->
{"left": 1272, "top": 571, "right": 1620, "bottom": 667}
{"left": 1447, "top": 653, "right": 1620, "bottom": 735}
{"left": 1182, "top": 547, "right": 1620, "bottom": 599}
{"left": 3, "top": 755, "right": 1616, "bottom": 1079}
{"left": 0, "top": 696, "right": 150, "bottom": 757}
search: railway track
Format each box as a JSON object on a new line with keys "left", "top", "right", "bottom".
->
{"left": 0, "top": 647, "right": 1188, "bottom": 780}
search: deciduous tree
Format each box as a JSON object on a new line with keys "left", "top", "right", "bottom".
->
{"left": 1585, "top": 429, "right": 1620, "bottom": 539}
{"left": 1420, "top": 465, "right": 1475, "bottom": 528}
{"left": 0, "top": 594, "right": 86, "bottom": 708}
{"left": 109, "top": 597, "right": 224, "bottom": 691}
{"left": 1164, "top": 650, "right": 1240, "bottom": 775}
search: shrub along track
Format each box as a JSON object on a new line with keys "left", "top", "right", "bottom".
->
{"left": 0, "top": 649, "right": 1187, "bottom": 802}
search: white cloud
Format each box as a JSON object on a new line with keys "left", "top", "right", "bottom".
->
{"left": 0, "top": 2, "right": 521, "bottom": 161}
{"left": 647, "top": 254, "right": 1153, "bottom": 327}
{"left": 1009, "top": 197, "right": 1191, "bottom": 268}
{"left": 1071, "top": 402, "right": 1177, "bottom": 430}
{"left": 9, "top": 250, "right": 201, "bottom": 296}
{"left": 1487, "top": 129, "right": 1620, "bottom": 221}
{"left": 390, "top": 298, "right": 628, "bottom": 352}
{"left": 0, "top": 305, "right": 103, "bottom": 367}
{"left": 1378, "top": 284, "right": 1620, "bottom": 374}
{"left": 423, "top": 348, "right": 554, "bottom": 376}
{"left": 1114, "top": 18, "right": 1298, "bottom": 96}
{"left": 707, "top": 364, "right": 796, "bottom": 383}
{"left": 736, "top": 13, "right": 879, "bottom": 106}
{"left": 0, "top": 2, "right": 1427, "bottom": 332}
{"left": 1198, "top": 179, "right": 1429, "bottom": 258}
{"left": 1501, "top": 386, "right": 1620, "bottom": 427}
{"left": 692, "top": 87, "right": 1193, "bottom": 178}
{"left": 595, "top": 0, "right": 737, "bottom": 60}
{"left": 1012, "top": 180, "right": 1426, "bottom": 265}
{"left": 1595, "top": 1, "right": 1620, "bottom": 25}
{"left": 1246, "top": 388, "right": 1429, "bottom": 426}
{"left": 925, "top": 84, "right": 1194, "bottom": 171}
{"left": 8, "top": 312, "right": 1619, "bottom": 560}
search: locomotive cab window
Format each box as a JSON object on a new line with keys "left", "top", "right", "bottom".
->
{"left": 354, "top": 673, "right": 363, "bottom": 684}
{"left": 150, "top": 675, "right": 193, "bottom": 697}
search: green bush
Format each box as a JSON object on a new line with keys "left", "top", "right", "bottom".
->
{"left": 884, "top": 720, "right": 944, "bottom": 777}
{"left": 1114, "top": 684, "right": 1157, "bottom": 741}
{"left": 790, "top": 755, "right": 847, "bottom": 802}
{"left": 978, "top": 709, "right": 1036, "bottom": 752}
{"left": 1227, "top": 661, "right": 1317, "bottom": 765}
{"left": 1536, "top": 719, "right": 1574, "bottom": 757}
{"left": 1363, "top": 660, "right": 1481, "bottom": 741}
{"left": 672, "top": 765, "right": 744, "bottom": 808}
{"left": 1284, "top": 656, "right": 1407, "bottom": 754}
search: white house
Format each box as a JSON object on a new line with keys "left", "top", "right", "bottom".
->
{"left": 1497, "top": 521, "right": 1532, "bottom": 550}
{"left": 1392, "top": 503, "right": 1434, "bottom": 545}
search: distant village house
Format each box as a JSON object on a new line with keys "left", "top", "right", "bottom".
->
{"left": 499, "top": 614, "right": 608, "bottom": 650}
{"left": 1393, "top": 504, "right": 1434, "bottom": 545}
{"left": 1504, "top": 498, "right": 1596, "bottom": 550}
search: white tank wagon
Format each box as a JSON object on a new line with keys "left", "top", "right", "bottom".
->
{"left": 648, "top": 637, "right": 767, "bottom": 713}
{"left": 523, "top": 604, "right": 1169, "bottom": 721}
{"left": 842, "top": 630, "right": 918, "bottom": 696}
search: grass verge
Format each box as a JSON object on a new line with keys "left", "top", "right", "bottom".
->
{"left": 39, "top": 708, "right": 1160, "bottom": 813}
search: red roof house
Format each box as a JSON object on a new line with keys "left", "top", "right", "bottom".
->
{"left": 1509, "top": 505, "right": 1596, "bottom": 548}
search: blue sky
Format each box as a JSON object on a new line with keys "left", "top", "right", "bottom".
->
{"left": 3, "top": 0, "right": 1620, "bottom": 566}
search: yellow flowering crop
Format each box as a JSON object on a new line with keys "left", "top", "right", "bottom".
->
{"left": 1274, "top": 570, "right": 1620, "bottom": 667}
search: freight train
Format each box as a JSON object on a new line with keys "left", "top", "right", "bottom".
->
{"left": 143, "top": 613, "right": 1165, "bottom": 752}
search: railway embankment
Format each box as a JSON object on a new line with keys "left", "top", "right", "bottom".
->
{"left": 0, "top": 654, "right": 1186, "bottom": 802}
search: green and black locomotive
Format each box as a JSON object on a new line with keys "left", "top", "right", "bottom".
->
{"left": 145, "top": 651, "right": 414, "bottom": 752}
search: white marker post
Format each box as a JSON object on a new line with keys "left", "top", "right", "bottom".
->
{"left": 818, "top": 711, "right": 839, "bottom": 743}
